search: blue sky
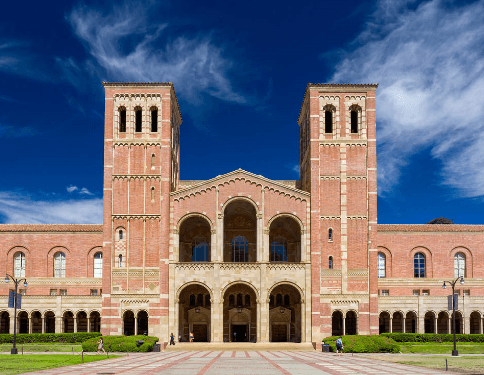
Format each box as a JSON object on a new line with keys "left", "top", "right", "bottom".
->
{"left": 1, "top": 0, "right": 483, "bottom": 224}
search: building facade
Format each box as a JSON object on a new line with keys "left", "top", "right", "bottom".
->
{"left": 1, "top": 82, "right": 483, "bottom": 346}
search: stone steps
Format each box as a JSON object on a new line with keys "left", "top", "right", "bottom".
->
{"left": 164, "top": 342, "right": 315, "bottom": 351}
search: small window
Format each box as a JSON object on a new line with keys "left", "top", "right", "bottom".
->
{"left": 414, "top": 253, "right": 425, "bottom": 278}
{"left": 151, "top": 187, "right": 155, "bottom": 202}
{"left": 325, "top": 111, "right": 333, "bottom": 133}
{"left": 237, "top": 293, "right": 243, "bottom": 306}
{"left": 422, "top": 289, "right": 430, "bottom": 296}
{"left": 60, "top": 289, "right": 67, "bottom": 296}
{"left": 351, "top": 111, "right": 358, "bottom": 133}
{"left": 192, "top": 237, "right": 209, "bottom": 262}
{"left": 189, "top": 294, "right": 195, "bottom": 306}
{"left": 19, "top": 289, "right": 26, "bottom": 296}
{"left": 245, "top": 294, "right": 251, "bottom": 307}
{"left": 205, "top": 294, "right": 211, "bottom": 306}
{"left": 413, "top": 290, "right": 420, "bottom": 296}
{"left": 118, "top": 254, "right": 123, "bottom": 268}
{"left": 232, "top": 236, "right": 248, "bottom": 262}
{"left": 151, "top": 154, "right": 155, "bottom": 168}
{"left": 151, "top": 108, "right": 158, "bottom": 132}
{"left": 328, "top": 228, "right": 333, "bottom": 242}
{"left": 270, "top": 237, "right": 288, "bottom": 262}
{"left": 229, "top": 294, "right": 235, "bottom": 307}
{"left": 454, "top": 290, "right": 461, "bottom": 296}
{"left": 463, "top": 290, "right": 470, "bottom": 296}
{"left": 119, "top": 107, "right": 126, "bottom": 132}
{"left": 54, "top": 252, "right": 66, "bottom": 278}
{"left": 381, "top": 290, "right": 389, "bottom": 296}
{"left": 90, "top": 289, "right": 98, "bottom": 296}
{"left": 284, "top": 295, "right": 290, "bottom": 306}
{"left": 329, "top": 256, "right": 333, "bottom": 269}
{"left": 454, "top": 252, "right": 465, "bottom": 278}
{"left": 14, "top": 251, "right": 26, "bottom": 278}
{"left": 94, "top": 252, "right": 103, "bottom": 278}
{"left": 119, "top": 230, "right": 123, "bottom": 240}
{"left": 276, "top": 294, "right": 282, "bottom": 306}
{"left": 197, "top": 293, "right": 203, "bottom": 306}
{"left": 50, "top": 289, "right": 58, "bottom": 296}
{"left": 135, "top": 107, "right": 142, "bottom": 132}
{"left": 377, "top": 253, "right": 386, "bottom": 278}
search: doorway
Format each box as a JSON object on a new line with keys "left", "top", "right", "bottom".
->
{"left": 231, "top": 324, "right": 247, "bottom": 342}
{"left": 271, "top": 325, "right": 287, "bottom": 342}
{"left": 192, "top": 324, "right": 208, "bottom": 342}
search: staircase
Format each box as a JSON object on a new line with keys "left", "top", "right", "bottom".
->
{"left": 164, "top": 342, "right": 315, "bottom": 351}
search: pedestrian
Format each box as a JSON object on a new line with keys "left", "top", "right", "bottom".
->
{"left": 97, "top": 337, "right": 106, "bottom": 355}
{"left": 189, "top": 331, "right": 194, "bottom": 342}
{"left": 335, "top": 336, "right": 344, "bottom": 356}
{"left": 178, "top": 334, "right": 182, "bottom": 342}
{"left": 169, "top": 332, "right": 175, "bottom": 345}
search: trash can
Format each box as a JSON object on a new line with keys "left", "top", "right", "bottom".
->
{"left": 152, "top": 343, "right": 161, "bottom": 352}
{"left": 322, "top": 344, "right": 330, "bottom": 352}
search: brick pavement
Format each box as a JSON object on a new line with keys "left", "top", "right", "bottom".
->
{"left": 23, "top": 351, "right": 455, "bottom": 375}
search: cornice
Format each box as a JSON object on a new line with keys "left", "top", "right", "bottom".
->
{"left": 378, "top": 224, "right": 484, "bottom": 233}
{"left": 320, "top": 140, "right": 368, "bottom": 146}
{"left": 3, "top": 278, "right": 103, "bottom": 286}
{"left": 112, "top": 215, "right": 161, "bottom": 220}
{"left": 0, "top": 224, "right": 103, "bottom": 233}
{"left": 113, "top": 141, "right": 163, "bottom": 147}
{"left": 112, "top": 174, "right": 162, "bottom": 180}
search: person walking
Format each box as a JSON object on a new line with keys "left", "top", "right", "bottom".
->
{"left": 335, "top": 337, "right": 344, "bottom": 356}
{"left": 169, "top": 333, "right": 175, "bottom": 345}
{"left": 189, "top": 331, "right": 194, "bottom": 342}
{"left": 97, "top": 337, "right": 106, "bottom": 355}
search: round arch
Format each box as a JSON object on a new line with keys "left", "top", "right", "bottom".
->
{"left": 176, "top": 212, "right": 215, "bottom": 232}
{"left": 266, "top": 281, "right": 304, "bottom": 301}
{"left": 450, "top": 246, "right": 473, "bottom": 277}
{"left": 266, "top": 213, "right": 304, "bottom": 232}
{"left": 409, "top": 246, "right": 433, "bottom": 278}
{"left": 176, "top": 281, "right": 214, "bottom": 301}
{"left": 220, "top": 280, "right": 259, "bottom": 301}
{"left": 221, "top": 196, "right": 260, "bottom": 214}
{"left": 6, "top": 245, "right": 30, "bottom": 257}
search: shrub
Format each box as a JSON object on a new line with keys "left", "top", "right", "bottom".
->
{"left": 322, "top": 335, "right": 400, "bottom": 353}
{"left": 81, "top": 335, "right": 159, "bottom": 352}
{"left": 0, "top": 332, "right": 101, "bottom": 344}
{"left": 381, "top": 333, "right": 484, "bottom": 343}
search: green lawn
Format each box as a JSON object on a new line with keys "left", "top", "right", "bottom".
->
{"left": 373, "top": 355, "right": 484, "bottom": 373}
{"left": 400, "top": 342, "right": 484, "bottom": 354}
{"left": 0, "top": 343, "right": 83, "bottom": 352}
{"left": 0, "top": 354, "right": 121, "bottom": 374}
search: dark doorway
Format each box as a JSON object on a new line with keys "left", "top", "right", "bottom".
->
{"left": 193, "top": 324, "right": 208, "bottom": 342}
{"left": 231, "top": 324, "right": 247, "bottom": 342}
{"left": 271, "top": 325, "right": 287, "bottom": 342}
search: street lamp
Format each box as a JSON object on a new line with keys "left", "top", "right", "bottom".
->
{"left": 5, "top": 274, "right": 27, "bottom": 355}
{"left": 442, "top": 276, "right": 464, "bottom": 356}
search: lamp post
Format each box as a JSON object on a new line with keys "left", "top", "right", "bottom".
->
{"left": 4, "top": 273, "right": 27, "bottom": 355}
{"left": 442, "top": 276, "right": 464, "bottom": 356}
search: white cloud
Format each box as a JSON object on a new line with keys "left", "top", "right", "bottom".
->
{"left": 64, "top": 1, "right": 245, "bottom": 104}
{"left": 330, "top": 0, "right": 484, "bottom": 197}
{"left": 0, "top": 191, "right": 103, "bottom": 224}
{"left": 80, "top": 187, "right": 93, "bottom": 195}
{"left": 66, "top": 185, "right": 78, "bottom": 193}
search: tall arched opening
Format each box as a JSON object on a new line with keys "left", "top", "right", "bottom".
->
{"left": 45, "top": 311, "right": 55, "bottom": 333}
{"left": 223, "top": 200, "right": 257, "bottom": 262}
{"left": 437, "top": 311, "right": 449, "bottom": 334}
{"left": 223, "top": 283, "right": 257, "bottom": 342}
{"left": 18, "top": 311, "right": 28, "bottom": 334}
{"left": 90, "top": 311, "right": 101, "bottom": 332}
{"left": 77, "top": 311, "right": 88, "bottom": 332}
{"left": 31, "top": 311, "right": 42, "bottom": 333}
{"left": 345, "top": 311, "right": 357, "bottom": 335}
{"left": 179, "top": 284, "right": 211, "bottom": 342}
{"left": 424, "top": 311, "right": 435, "bottom": 333}
{"left": 179, "top": 216, "right": 212, "bottom": 262}
{"left": 269, "top": 284, "right": 302, "bottom": 342}
{"left": 0, "top": 312, "right": 10, "bottom": 334}
{"left": 453, "top": 311, "right": 463, "bottom": 334}
{"left": 379, "top": 312, "right": 390, "bottom": 333}
{"left": 123, "top": 310, "right": 135, "bottom": 336}
{"left": 63, "top": 311, "right": 74, "bottom": 333}
{"left": 138, "top": 311, "right": 149, "bottom": 335}
{"left": 332, "top": 311, "right": 343, "bottom": 336}
{"left": 405, "top": 311, "right": 417, "bottom": 333}
{"left": 392, "top": 312, "right": 403, "bottom": 333}
{"left": 470, "top": 312, "right": 481, "bottom": 334}
{"left": 269, "top": 216, "right": 301, "bottom": 262}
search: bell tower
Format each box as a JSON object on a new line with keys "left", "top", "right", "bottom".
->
{"left": 101, "top": 82, "right": 181, "bottom": 337}
{"left": 298, "top": 83, "right": 378, "bottom": 343}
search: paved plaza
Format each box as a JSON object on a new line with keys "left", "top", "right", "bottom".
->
{"left": 25, "top": 351, "right": 453, "bottom": 375}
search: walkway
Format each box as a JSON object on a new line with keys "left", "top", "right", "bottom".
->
{"left": 25, "top": 351, "right": 453, "bottom": 374}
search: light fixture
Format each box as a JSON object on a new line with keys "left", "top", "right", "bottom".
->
{"left": 4, "top": 275, "right": 9, "bottom": 283}
{"left": 280, "top": 307, "right": 285, "bottom": 314}
{"left": 237, "top": 307, "right": 243, "bottom": 313}
{"left": 23, "top": 281, "right": 28, "bottom": 287}
{"left": 195, "top": 307, "right": 200, "bottom": 314}
{"left": 460, "top": 277, "right": 465, "bottom": 285}
{"left": 442, "top": 282, "right": 446, "bottom": 289}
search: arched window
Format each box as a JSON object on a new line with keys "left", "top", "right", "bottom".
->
{"left": 454, "top": 252, "right": 466, "bottom": 278}
{"left": 329, "top": 256, "right": 333, "bottom": 269}
{"left": 151, "top": 187, "right": 155, "bottom": 202}
{"left": 13, "top": 252, "right": 25, "bottom": 278}
{"left": 119, "top": 107, "right": 126, "bottom": 133}
{"left": 94, "top": 252, "right": 103, "bottom": 278}
{"left": 414, "top": 253, "right": 425, "bottom": 278}
{"left": 192, "top": 237, "right": 209, "bottom": 262}
{"left": 270, "top": 237, "right": 287, "bottom": 262}
{"left": 151, "top": 108, "right": 158, "bottom": 132}
{"left": 205, "top": 294, "right": 211, "bottom": 307}
{"left": 284, "top": 294, "right": 290, "bottom": 306}
{"left": 118, "top": 254, "right": 123, "bottom": 268}
{"left": 276, "top": 294, "right": 282, "bottom": 306}
{"left": 229, "top": 294, "right": 235, "bottom": 307}
{"left": 377, "top": 253, "right": 386, "bottom": 278}
{"left": 269, "top": 294, "right": 274, "bottom": 307}
{"left": 54, "top": 252, "right": 66, "bottom": 278}
{"left": 232, "top": 236, "right": 248, "bottom": 262}
{"left": 328, "top": 228, "right": 333, "bottom": 242}
{"left": 236, "top": 293, "right": 243, "bottom": 307}
{"left": 189, "top": 294, "right": 195, "bottom": 306}
{"left": 135, "top": 107, "right": 142, "bottom": 132}
{"left": 325, "top": 111, "right": 333, "bottom": 133}
{"left": 119, "top": 230, "right": 123, "bottom": 240}
{"left": 351, "top": 111, "right": 358, "bottom": 133}
{"left": 197, "top": 293, "right": 203, "bottom": 306}
{"left": 151, "top": 154, "right": 155, "bottom": 168}
{"left": 245, "top": 294, "right": 250, "bottom": 307}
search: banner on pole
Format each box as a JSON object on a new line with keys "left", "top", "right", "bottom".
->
{"left": 16, "top": 293, "right": 22, "bottom": 309}
{"left": 448, "top": 294, "right": 458, "bottom": 310}
{"left": 8, "top": 290, "right": 15, "bottom": 308}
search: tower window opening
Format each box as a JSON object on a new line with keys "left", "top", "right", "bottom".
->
{"left": 151, "top": 187, "right": 155, "bottom": 202}
{"left": 118, "top": 254, "right": 123, "bottom": 268}
{"left": 119, "top": 230, "right": 123, "bottom": 240}
{"left": 328, "top": 228, "right": 333, "bottom": 242}
{"left": 351, "top": 111, "right": 358, "bottom": 133}
{"left": 151, "top": 108, "right": 158, "bottom": 132}
{"left": 135, "top": 108, "right": 142, "bottom": 132}
{"left": 325, "top": 111, "right": 333, "bottom": 133}
{"left": 119, "top": 108, "right": 126, "bottom": 132}
{"left": 151, "top": 154, "right": 155, "bottom": 168}
{"left": 329, "top": 256, "right": 333, "bottom": 269}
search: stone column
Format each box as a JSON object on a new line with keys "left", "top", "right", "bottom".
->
{"left": 260, "top": 299, "right": 269, "bottom": 342}
{"left": 480, "top": 317, "right": 483, "bottom": 335}
{"left": 87, "top": 317, "right": 91, "bottom": 333}
{"left": 74, "top": 317, "right": 77, "bottom": 333}
{"left": 448, "top": 316, "right": 452, "bottom": 334}
{"left": 464, "top": 316, "right": 470, "bottom": 335}
{"left": 263, "top": 229, "right": 270, "bottom": 262}
{"left": 342, "top": 316, "right": 346, "bottom": 336}
{"left": 211, "top": 230, "right": 217, "bottom": 263}
{"left": 28, "top": 315, "right": 32, "bottom": 334}
{"left": 56, "top": 316, "right": 62, "bottom": 334}
{"left": 257, "top": 213, "right": 263, "bottom": 262}
{"left": 300, "top": 229, "right": 307, "bottom": 262}
{"left": 134, "top": 316, "right": 138, "bottom": 335}
{"left": 175, "top": 300, "right": 180, "bottom": 340}
{"left": 389, "top": 317, "right": 393, "bottom": 333}
{"left": 217, "top": 213, "right": 224, "bottom": 262}
{"left": 434, "top": 316, "right": 437, "bottom": 334}
{"left": 402, "top": 317, "right": 406, "bottom": 333}
{"left": 9, "top": 313, "right": 14, "bottom": 334}
{"left": 418, "top": 315, "right": 425, "bottom": 334}
{"left": 42, "top": 317, "right": 45, "bottom": 334}
{"left": 301, "top": 300, "right": 306, "bottom": 342}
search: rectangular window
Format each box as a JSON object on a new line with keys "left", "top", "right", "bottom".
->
{"left": 463, "top": 290, "right": 470, "bottom": 296}
{"left": 422, "top": 289, "right": 430, "bottom": 296}
{"left": 413, "top": 290, "right": 420, "bottom": 296}
{"left": 50, "top": 289, "right": 57, "bottom": 296}
{"left": 90, "top": 289, "right": 98, "bottom": 296}
{"left": 19, "top": 289, "right": 26, "bottom": 296}
{"left": 381, "top": 290, "right": 389, "bottom": 296}
{"left": 135, "top": 109, "right": 142, "bottom": 132}
{"left": 60, "top": 289, "right": 67, "bottom": 296}
{"left": 151, "top": 109, "right": 158, "bottom": 132}
{"left": 454, "top": 290, "right": 461, "bottom": 296}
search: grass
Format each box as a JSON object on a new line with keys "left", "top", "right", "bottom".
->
{"left": 0, "top": 354, "right": 121, "bottom": 374}
{"left": 0, "top": 343, "right": 83, "bottom": 352}
{"left": 371, "top": 355, "right": 484, "bottom": 373}
{"left": 400, "top": 342, "right": 484, "bottom": 354}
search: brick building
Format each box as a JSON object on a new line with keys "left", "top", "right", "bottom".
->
{"left": 1, "top": 82, "right": 483, "bottom": 345}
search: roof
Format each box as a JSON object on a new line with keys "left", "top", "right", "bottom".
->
{"left": 0, "top": 224, "right": 103, "bottom": 233}
{"left": 377, "top": 224, "right": 484, "bottom": 233}
{"left": 298, "top": 83, "right": 379, "bottom": 124}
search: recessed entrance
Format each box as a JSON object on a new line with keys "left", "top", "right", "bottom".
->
{"left": 193, "top": 324, "right": 208, "bottom": 342}
{"left": 231, "top": 324, "right": 248, "bottom": 342}
{"left": 178, "top": 283, "right": 211, "bottom": 342}
{"left": 269, "top": 284, "right": 301, "bottom": 342}
{"left": 271, "top": 324, "right": 287, "bottom": 342}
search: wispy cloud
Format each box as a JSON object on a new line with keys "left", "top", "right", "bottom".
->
{"left": 0, "top": 125, "right": 38, "bottom": 138}
{"left": 63, "top": 1, "right": 245, "bottom": 104}
{"left": 66, "top": 185, "right": 78, "bottom": 193}
{"left": 330, "top": 0, "right": 484, "bottom": 197}
{"left": 0, "top": 191, "right": 102, "bottom": 224}
{"left": 286, "top": 163, "right": 300, "bottom": 175}
{"left": 79, "top": 187, "right": 93, "bottom": 195}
